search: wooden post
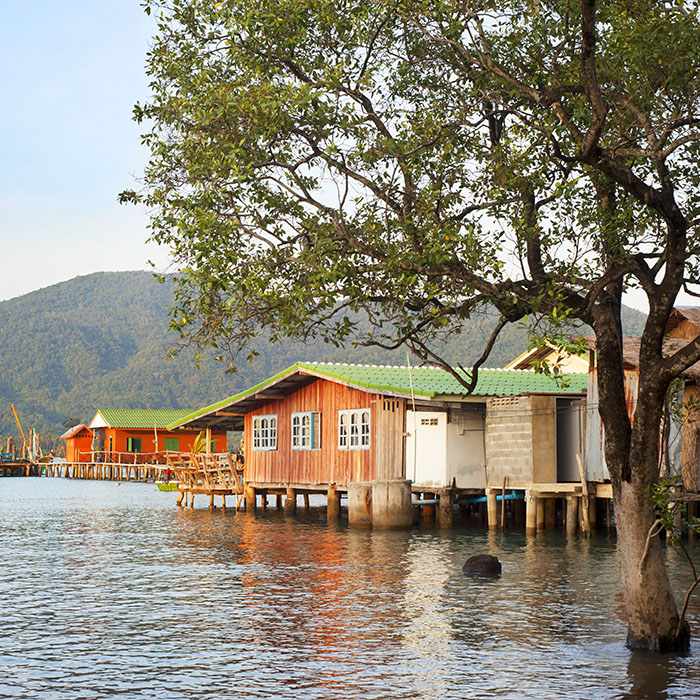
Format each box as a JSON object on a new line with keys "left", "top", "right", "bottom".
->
{"left": 260, "top": 492, "right": 268, "bottom": 510}
{"left": 536, "top": 497, "right": 545, "bottom": 531}
{"left": 525, "top": 490, "right": 537, "bottom": 534}
{"left": 421, "top": 493, "right": 436, "bottom": 520}
{"left": 437, "top": 490, "right": 453, "bottom": 529}
{"left": 513, "top": 497, "right": 525, "bottom": 526}
{"left": 576, "top": 454, "right": 591, "bottom": 536}
{"left": 276, "top": 494, "right": 283, "bottom": 509}
{"left": 588, "top": 494, "right": 598, "bottom": 531}
{"left": 565, "top": 495, "right": 578, "bottom": 535}
{"left": 284, "top": 486, "right": 296, "bottom": 513}
{"left": 500, "top": 477, "right": 507, "bottom": 529}
{"left": 209, "top": 493, "right": 215, "bottom": 509}
{"left": 545, "top": 498, "right": 557, "bottom": 529}
{"left": 245, "top": 484, "right": 257, "bottom": 512}
{"left": 221, "top": 494, "right": 226, "bottom": 510}
{"left": 303, "top": 493, "right": 310, "bottom": 510}
{"left": 327, "top": 484, "right": 340, "bottom": 521}
{"left": 487, "top": 488, "right": 498, "bottom": 530}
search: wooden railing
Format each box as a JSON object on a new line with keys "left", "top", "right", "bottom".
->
{"left": 164, "top": 452, "right": 245, "bottom": 507}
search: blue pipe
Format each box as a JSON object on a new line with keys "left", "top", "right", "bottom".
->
{"left": 454, "top": 490, "right": 524, "bottom": 505}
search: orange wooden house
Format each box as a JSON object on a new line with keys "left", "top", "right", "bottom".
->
{"left": 85, "top": 409, "right": 227, "bottom": 463}
{"left": 60, "top": 424, "right": 94, "bottom": 462}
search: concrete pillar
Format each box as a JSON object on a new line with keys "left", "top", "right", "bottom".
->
{"left": 327, "top": 484, "right": 341, "bottom": 521}
{"left": 437, "top": 490, "right": 453, "bottom": 529}
{"left": 565, "top": 495, "right": 578, "bottom": 535}
{"left": 284, "top": 486, "right": 296, "bottom": 514}
{"left": 525, "top": 491, "right": 538, "bottom": 534}
{"left": 245, "top": 484, "right": 256, "bottom": 512}
{"left": 347, "top": 482, "right": 372, "bottom": 527}
{"left": 545, "top": 498, "right": 557, "bottom": 529}
{"left": 536, "top": 497, "right": 545, "bottom": 531}
{"left": 487, "top": 489, "right": 498, "bottom": 530}
{"left": 371, "top": 479, "right": 413, "bottom": 529}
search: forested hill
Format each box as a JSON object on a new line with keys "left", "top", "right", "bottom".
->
{"left": 0, "top": 271, "right": 647, "bottom": 443}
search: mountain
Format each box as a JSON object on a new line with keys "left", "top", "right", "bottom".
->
{"left": 0, "top": 271, "right": 648, "bottom": 446}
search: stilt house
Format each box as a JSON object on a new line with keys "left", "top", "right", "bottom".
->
{"left": 87, "top": 409, "right": 227, "bottom": 462}
{"left": 169, "top": 362, "right": 588, "bottom": 494}
{"left": 60, "top": 424, "right": 94, "bottom": 463}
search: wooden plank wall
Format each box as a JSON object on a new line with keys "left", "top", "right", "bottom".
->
{"left": 374, "top": 397, "right": 406, "bottom": 480}
{"left": 245, "top": 380, "right": 406, "bottom": 486}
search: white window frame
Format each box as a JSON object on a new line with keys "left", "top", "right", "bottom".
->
{"left": 338, "top": 409, "right": 371, "bottom": 450}
{"left": 252, "top": 414, "right": 278, "bottom": 451}
{"left": 291, "top": 411, "right": 321, "bottom": 450}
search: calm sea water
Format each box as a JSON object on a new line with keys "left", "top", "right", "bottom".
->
{"left": 1, "top": 478, "right": 699, "bottom": 699}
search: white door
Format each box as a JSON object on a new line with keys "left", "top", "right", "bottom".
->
{"left": 405, "top": 411, "right": 447, "bottom": 487}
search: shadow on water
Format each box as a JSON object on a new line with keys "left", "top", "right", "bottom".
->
{"left": 0, "top": 479, "right": 699, "bottom": 698}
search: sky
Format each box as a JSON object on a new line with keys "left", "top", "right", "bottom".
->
{"left": 0, "top": 1, "right": 169, "bottom": 302}
{"left": 0, "top": 1, "right": 665, "bottom": 313}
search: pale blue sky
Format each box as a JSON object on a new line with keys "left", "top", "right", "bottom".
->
{"left": 0, "top": 2, "right": 656, "bottom": 313}
{"left": 0, "top": 1, "right": 168, "bottom": 301}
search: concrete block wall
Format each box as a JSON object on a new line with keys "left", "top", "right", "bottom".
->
{"left": 485, "top": 396, "right": 533, "bottom": 483}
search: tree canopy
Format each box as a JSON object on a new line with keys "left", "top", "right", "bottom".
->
{"left": 127, "top": 0, "right": 700, "bottom": 651}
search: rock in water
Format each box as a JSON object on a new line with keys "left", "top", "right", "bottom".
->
{"left": 462, "top": 554, "right": 502, "bottom": 576}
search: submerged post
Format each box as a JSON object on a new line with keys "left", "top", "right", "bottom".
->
{"left": 347, "top": 482, "right": 372, "bottom": 527}
{"left": 437, "top": 490, "right": 453, "bottom": 529}
{"left": 487, "top": 488, "right": 498, "bottom": 529}
{"left": 372, "top": 479, "right": 412, "bottom": 529}
{"left": 525, "top": 490, "right": 537, "bottom": 534}
{"left": 245, "top": 484, "right": 256, "bottom": 512}
{"left": 566, "top": 495, "right": 578, "bottom": 535}
{"left": 284, "top": 486, "right": 297, "bottom": 514}
{"left": 327, "top": 484, "right": 340, "bottom": 521}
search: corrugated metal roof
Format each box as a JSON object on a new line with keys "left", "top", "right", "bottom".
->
{"left": 59, "top": 424, "right": 91, "bottom": 440}
{"left": 91, "top": 409, "right": 198, "bottom": 430}
{"left": 169, "top": 362, "right": 588, "bottom": 430}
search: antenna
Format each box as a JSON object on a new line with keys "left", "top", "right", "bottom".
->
{"left": 406, "top": 352, "right": 417, "bottom": 482}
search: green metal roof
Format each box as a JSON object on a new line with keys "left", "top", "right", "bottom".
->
{"left": 168, "top": 362, "right": 588, "bottom": 430}
{"left": 93, "top": 409, "right": 199, "bottom": 430}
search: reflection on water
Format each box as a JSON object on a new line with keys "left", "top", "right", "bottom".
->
{"left": 0, "top": 478, "right": 699, "bottom": 699}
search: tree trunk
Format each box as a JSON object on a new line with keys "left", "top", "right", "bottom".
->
{"left": 611, "top": 459, "right": 690, "bottom": 652}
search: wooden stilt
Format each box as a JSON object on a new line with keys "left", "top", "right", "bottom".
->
{"left": 260, "top": 492, "right": 268, "bottom": 510}
{"left": 245, "top": 484, "right": 256, "bottom": 512}
{"left": 327, "top": 484, "right": 340, "bottom": 520}
{"left": 209, "top": 493, "right": 215, "bottom": 509}
{"left": 276, "top": 494, "right": 283, "bottom": 509}
{"left": 284, "top": 486, "right": 296, "bottom": 514}
{"left": 437, "top": 490, "right": 453, "bottom": 529}
{"left": 545, "top": 498, "right": 556, "bottom": 529}
{"left": 303, "top": 493, "right": 310, "bottom": 509}
{"left": 536, "top": 497, "right": 545, "bottom": 531}
{"left": 566, "top": 495, "right": 578, "bottom": 535}
{"left": 422, "top": 493, "right": 436, "bottom": 520}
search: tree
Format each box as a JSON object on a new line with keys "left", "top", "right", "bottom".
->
{"left": 124, "top": 0, "right": 700, "bottom": 651}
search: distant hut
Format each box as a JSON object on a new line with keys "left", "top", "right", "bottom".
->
{"left": 88, "top": 409, "right": 227, "bottom": 462}
{"left": 60, "top": 424, "right": 93, "bottom": 463}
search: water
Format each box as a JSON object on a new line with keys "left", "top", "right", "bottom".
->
{"left": 0, "top": 479, "right": 699, "bottom": 699}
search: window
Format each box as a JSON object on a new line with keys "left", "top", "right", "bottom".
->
{"left": 292, "top": 411, "right": 321, "bottom": 450}
{"left": 252, "top": 415, "right": 277, "bottom": 451}
{"left": 163, "top": 437, "right": 179, "bottom": 452}
{"left": 338, "top": 409, "right": 370, "bottom": 450}
{"left": 126, "top": 437, "right": 142, "bottom": 452}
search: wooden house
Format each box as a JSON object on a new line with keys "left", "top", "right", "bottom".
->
{"left": 60, "top": 424, "right": 94, "bottom": 463}
{"left": 505, "top": 342, "right": 589, "bottom": 373}
{"left": 170, "top": 362, "right": 587, "bottom": 527}
{"left": 585, "top": 307, "right": 700, "bottom": 492}
{"left": 87, "top": 409, "right": 227, "bottom": 463}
